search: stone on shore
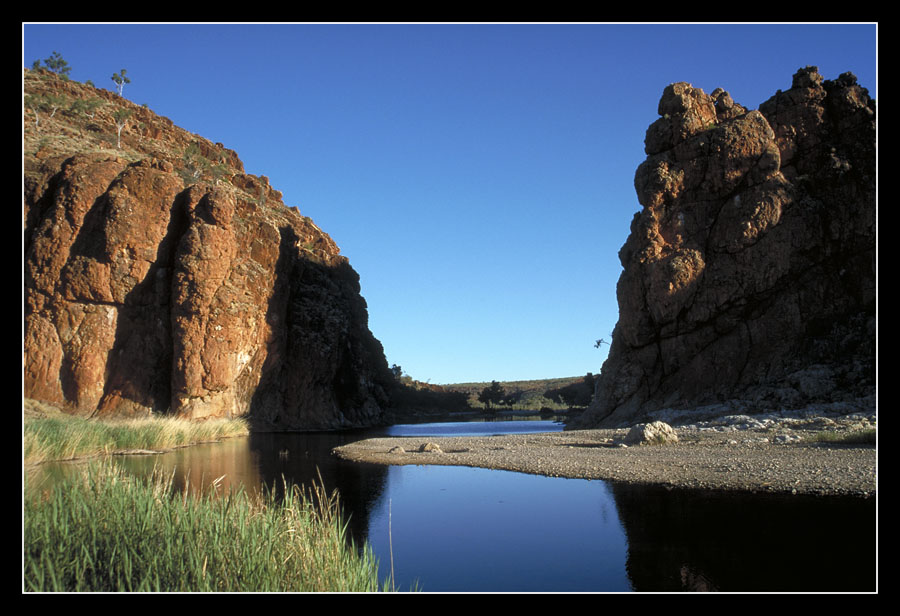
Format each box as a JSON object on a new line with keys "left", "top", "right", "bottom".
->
{"left": 624, "top": 421, "right": 678, "bottom": 445}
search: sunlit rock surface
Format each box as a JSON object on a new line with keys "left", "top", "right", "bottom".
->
{"left": 24, "top": 69, "right": 393, "bottom": 430}
{"left": 577, "top": 67, "right": 875, "bottom": 428}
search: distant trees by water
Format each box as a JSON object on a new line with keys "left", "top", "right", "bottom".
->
{"left": 542, "top": 373, "right": 596, "bottom": 408}
{"left": 477, "top": 381, "right": 506, "bottom": 409}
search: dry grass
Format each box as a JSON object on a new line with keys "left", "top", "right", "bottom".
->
{"left": 23, "top": 405, "right": 250, "bottom": 465}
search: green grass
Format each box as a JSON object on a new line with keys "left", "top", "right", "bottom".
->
{"left": 806, "top": 428, "right": 876, "bottom": 445}
{"left": 23, "top": 412, "right": 250, "bottom": 465}
{"left": 24, "top": 460, "right": 393, "bottom": 592}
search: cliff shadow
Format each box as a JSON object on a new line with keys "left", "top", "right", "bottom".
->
{"left": 243, "top": 224, "right": 297, "bottom": 429}
{"left": 244, "top": 223, "right": 394, "bottom": 431}
{"left": 96, "top": 189, "right": 192, "bottom": 415}
{"left": 609, "top": 481, "right": 875, "bottom": 592}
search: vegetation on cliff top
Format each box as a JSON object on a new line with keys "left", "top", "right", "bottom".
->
{"left": 23, "top": 63, "right": 270, "bottom": 208}
{"left": 24, "top": 59, "right": 345, "bottom": 279}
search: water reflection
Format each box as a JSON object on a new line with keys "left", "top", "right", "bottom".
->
{"left": 28, "top": 437, "right": 266, "bottom": 498}
{"left": 247, "top": 430, "right": 389, "bottom": 549}
{"left": 611, "top": 482, "right": 876, "bottom": 592}
{"left": 362, "top": 465, "right": 631, "bottom": 592}
{"left": 27, "top": 431, "right": 391, "bottom": 551}
{"left": 27, "top": 420, "right": 876, "bottom": 592}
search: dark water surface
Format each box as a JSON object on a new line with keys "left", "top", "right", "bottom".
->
{"left": 30, "top": 419, "right": 876, "bottom": 592}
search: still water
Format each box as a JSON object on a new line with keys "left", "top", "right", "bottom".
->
{"left": 31, "top": 419, "right": 876, "bottom": 592}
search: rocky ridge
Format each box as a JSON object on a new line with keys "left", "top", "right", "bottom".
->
{"left": 576, "top": 67, "right": 876, "bottom": 429}
{"left": 23, "top": 69, "right": 394, "bottom": 429}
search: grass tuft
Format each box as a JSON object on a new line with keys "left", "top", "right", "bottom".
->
{"left": 24, "top": 460, "right": 392, "bottom": 592}
{"left": 806, "top": 428, "right": 876, "bottom": 445}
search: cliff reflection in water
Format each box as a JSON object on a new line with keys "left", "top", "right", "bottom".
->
{"left": 610, "top": 482, "right": 876, "bottom": 592}
{"left": 247, "top": 430, "right": 389, "bottom": 549}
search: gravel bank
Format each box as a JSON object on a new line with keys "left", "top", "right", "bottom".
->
{"left": 332, "top": 412, "right": 876, "bottom": 497}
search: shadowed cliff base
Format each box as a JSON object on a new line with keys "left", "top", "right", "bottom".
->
{"left": 574, "top": 67, "right": 876, "bottom": 429}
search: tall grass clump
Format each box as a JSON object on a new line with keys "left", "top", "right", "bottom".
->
{"left": 23, "top": 413, "right": 250, "bottom": 464}
{"left": 24, "top": 461, "right": 391, "bottom": 592}
{"left": 806, "top": 428, "right": 876, "bottom": 445}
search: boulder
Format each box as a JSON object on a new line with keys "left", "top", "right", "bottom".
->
{"left": 623, "top": 421, "right": 678, "bottom": 445}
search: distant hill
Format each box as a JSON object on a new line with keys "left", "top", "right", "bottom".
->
{"left": 441, "top": 376, "right": 593, "bottom": 410}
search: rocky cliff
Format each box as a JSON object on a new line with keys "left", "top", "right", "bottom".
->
{"left": 576, "top": 67, "right": 876, "bottom": 428}
{"left": 23, "top": 69, "right": 394, "bottom": 430}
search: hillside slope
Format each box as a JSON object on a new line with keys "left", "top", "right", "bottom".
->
{"left": 23, "top": 68, "right": 394, "bottom": 430}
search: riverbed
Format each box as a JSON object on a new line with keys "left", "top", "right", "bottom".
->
{"left": 333, "top": 425, "right": 876, "bottom": 497}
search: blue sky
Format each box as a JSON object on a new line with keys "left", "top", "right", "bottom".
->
{"left": 23, "top": 23, "right": 877, "bottom": 384}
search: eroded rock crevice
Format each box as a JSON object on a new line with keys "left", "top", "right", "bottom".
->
{"left": 24, "top": 70, "right": 393, "bottom": 429}
{"left": 578, "top": 67, "right": 875, "bottom": 428}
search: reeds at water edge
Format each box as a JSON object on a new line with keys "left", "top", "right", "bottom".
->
{"left": 23, "top": 460, "right": 394, "bottom": 592}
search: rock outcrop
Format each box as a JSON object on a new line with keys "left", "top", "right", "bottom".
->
{"left": 24, "top": 69, "right": 394, "bottom": 430}
{"left": 576, "top": 67, "right": 876, "bottom": 428}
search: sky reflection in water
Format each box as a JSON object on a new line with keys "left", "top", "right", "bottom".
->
{"left": 365, "top": 464, "right": 630, "bottom": 592}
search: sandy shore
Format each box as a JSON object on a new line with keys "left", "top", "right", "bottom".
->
{"left": 333, "top": 419, "right": 876, "bottom": 497}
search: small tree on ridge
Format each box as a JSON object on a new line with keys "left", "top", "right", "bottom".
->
{"left": 113, "top": 109, "right": 132, "bottom": 148}
{"left": 70, "top": 98, "right": 104, "bottom": 120}
{"left": 25, "top": 94, "right": 47, "bottom": 130}
{"left": 111, "top": 69, "right": 131, "bottom": 97}
{"left": 32, "top": 51, "right": 71, "bottom": 78}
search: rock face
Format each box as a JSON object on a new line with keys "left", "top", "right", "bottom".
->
{"left": 577, "top": 67, "right": 876, "bottom": 428}
{"left": 24, "top": 69, "right": 393, "bottom": 430}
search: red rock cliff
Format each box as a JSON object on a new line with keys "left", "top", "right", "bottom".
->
{"left": 23, "top": 69, "right": 393, "bottom": 429}
{"left": 577, "top": 67, "right": 876, "bottom": 428}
